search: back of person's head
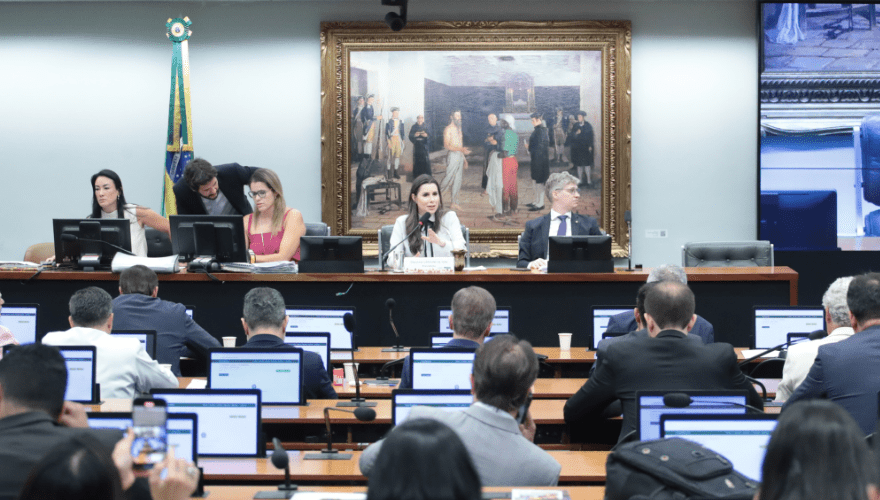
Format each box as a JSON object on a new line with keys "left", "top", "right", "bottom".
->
{"left": 847, "top": 273, "right": 880, "bottom": 325}
{"left": 635, "top": 282, "right": 658, "bottom": 323}
{"left": 183, "top": 158, "right": 217, "bottom": 191}
{"left": 644, "top": 281, "right": 695, "bottom": 330}
{"left": 366, "top": 419, "right": 481, "bottom": 500}
{"left": 759, "top": 399, "right": 878, "bottom": 500}
{"left": 0, "top": 343, "right": 67, "bottom": 418}
{"left": 118, "top": 265, "right": 158, "bottom": 296}
{"left": 451, "top": 286, "right": 496, "bottom": 340}
{"left": 69, "top": 287, "right": 113, "bottom": 329}
{"left": 242, "top": 287, "right": 286, "bottom": 330}
{"left": 472, "top": 334, "right": 538, "bottom": 412}
{"left": 823, "top": 276, "right": 854, "bottom": 328}
{"left": 18, "top": 435, "right": 125, "bottom": 500}
{"left": 646, "top": 264, "right": 688, "bottom": 284}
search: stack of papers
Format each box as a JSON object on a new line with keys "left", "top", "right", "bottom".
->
{"left": 0, "top": 261, "right": 41, "bottom": 271}
{"left": 219, "top": 261, "right": 298, "bottom": 273}
{"left": 111, "top": 254, "right": 180, "bottom": 273}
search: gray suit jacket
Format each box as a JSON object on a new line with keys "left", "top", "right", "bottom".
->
{"left": 359, "top": 402, "right": 560, "bottom": 486}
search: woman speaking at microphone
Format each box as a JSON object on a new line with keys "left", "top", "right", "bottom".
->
{"left": 386, "top": 174, "right": 465, "bottom": 266}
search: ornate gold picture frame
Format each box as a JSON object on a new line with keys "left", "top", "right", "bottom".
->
{"left": 321, "top": 20, "right": 631, "bottom": 257}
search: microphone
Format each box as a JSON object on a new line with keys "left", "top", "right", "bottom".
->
{"left": 61, "top": 233, "right": 135, "bottom": 256}
{"left": 254, "top": 438, "right": 297, "bottom": 498}
{"left": 380, "top": 213, "right": 431, "bottom": 271}
{"left": 381, "top": 298, "right": 408, "bottom": 353}
{"left": 738, "top": 329, "right": 826, "bottom": 367}
{"left": 304, "top": 406, "right": 377, "bottom": 460}
{"left": 623, "top": 210, "right": 633, "bottom": 272}
{"left": 662, "top": 392, "right": 764, "bottom": 414}
{"left": 336, "top": 312, "right": 376, "bottom": 408}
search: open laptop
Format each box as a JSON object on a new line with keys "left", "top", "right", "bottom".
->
{"left": 0, "top": 304, "right": 39, "bottom": 345}
{"left": 408, "top": 348, "right": 476, "bottom": 390}
{"left": 151, "top": 389, "right": 262, "bottom": 457}
{"left": 660, "top": 414, "right": 778, "bottom": 482}
{"left": 111, "top": 330, "right": 157, "bottom": 359}
{"left": 87, "top": 412, "right": 199, "bottom": 464}
{"left": 58, "top": 346, "right": 99, "bottom": 404}
{"left": 285, "top": 306, "right": 355, "bottom": 350}
{"left": 590, "top": 306, "right": 633, "bottom": 350}
{"left": 207, "top": 348, "right": 304, "bottom": 405}
{"left": 636, "top": 390, "right": 749, "bottom": 441}
{"left": 391, "top": 389, "right": 472, "bottom": 426}
{"left": 438, "top": 307, "right": 511, "bottom": 335}
{"left": 753, "top": 306, "right": 825, "bottom": 349}
{"left": 284, "top": 332, "right": 331, "bottom": 371}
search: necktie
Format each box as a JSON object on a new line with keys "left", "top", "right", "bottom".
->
{"left": 557, "top": 215, "right": 568, "bottom": 236}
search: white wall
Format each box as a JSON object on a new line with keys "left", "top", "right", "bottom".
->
{"left": 0, "top": 0, "right": 757, "bottom": 267}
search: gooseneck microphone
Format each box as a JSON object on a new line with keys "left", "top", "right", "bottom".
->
{"left": 61, "top": 233, "right": 135, "bottom": 256}
{"left": 662, "top": 392, "right": 764, "bottom": 414}
{"left": 381, "top": 298, "right": 408, "bottom": 353}
{"left": 304, "top": 406, "right": 377, "bottom": 460}
{"left": 380, "top": 212, "right": 432, "bottom": 271}
{"left": 337, "top": 312, "right": 376, "bottom": 408}
{"left": 254, "top": 438, "right": 297, "bottom": 498}
{"left": 738, "top": 329, "right": 827, "bottom": 368}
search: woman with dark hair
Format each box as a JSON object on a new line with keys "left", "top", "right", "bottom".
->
{"left": 90, "top": 169, "right": 170, "bottom": 257}
{"left": 243, "top": 168, "right": 306, "bottom": 262}
{"left": 386, "top": 174, "right": 465, "bottom": 265}
{"left": 758, "top": 399, "right": 880, "bottom": 500}
{"left": 366, "top": 419, "right": 481, "bottom": 500}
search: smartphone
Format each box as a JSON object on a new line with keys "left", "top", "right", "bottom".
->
{"left": 516, "top": 394, "right": 533, "bottom": 425}
{"left": 131, "top": 397, "right": 168, "bottom": 470}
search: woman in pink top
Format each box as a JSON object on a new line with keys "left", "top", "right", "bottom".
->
{"left": 244, "top": 168, "right": 306, "bottom": 262}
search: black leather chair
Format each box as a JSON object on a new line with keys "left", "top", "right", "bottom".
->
{"left": 304, "top": 222, "right": 330, "bottom": 237}
{"left": 681, "top": 241, "right": 773, "bottom": 267}
{"left": 145, "top": 228, "right": 173, "bottom": 257}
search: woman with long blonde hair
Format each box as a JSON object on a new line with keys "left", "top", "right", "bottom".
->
{"left": 243, "top": 168, "right": 306, "bottom": 262}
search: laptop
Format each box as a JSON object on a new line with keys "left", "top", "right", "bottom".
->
{"left": 753, "top": 306, "right": 825, "bottom": 349}
{"left": 111, "top": 330, "right": 157, "bottom": 359}
{"left": 87, "top": 412, "right": 199, "bottom": 464}
{"left": 660, "top": 414, "right": 778, "bottom": 482}
{"left": 636, "top": 390, "right": 749, "bottom": 441}
{"left": 0, "top": 304, "right": 39, "bottom": 345}
{"left": 590, "top": 306, "right": 633, "bottom": 350}
{"left": 59, "top": 346, "right": 99, "bottom": 404}
{"left": 391, "top": 389, "right": 472, "bottom": 426}
{"left": 285, "top": 306, "right": 355, "bottom": 350}
{"left": 207, "top": 348, "right": 304, "bottom": 405}
{"left": 284, "top": 332, "right": 331, "bottom": 371}
{"left": 438, "top": 307, "right": 511, "bottom": 335}
{"left": 151, "top": 389, "right": 262, "bottom": 457}
{"left": 409, "top": 348, "right": 476, "bottom": 390}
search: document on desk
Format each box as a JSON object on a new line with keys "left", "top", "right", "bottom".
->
{"left": 292, "top": 493, "right": 366, "bottom": 500}
{"left": 740, "top": 349, "right": 780, "bottom": 359}
{"left": 512, "top": 490, "right": 565, "bottom": 500}
{"left": 187, "top": 379, "right": 207, "bottom": 389}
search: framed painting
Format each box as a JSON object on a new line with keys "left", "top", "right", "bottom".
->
{"left": 321, "top": 20, "right": 631, "bottom": 257}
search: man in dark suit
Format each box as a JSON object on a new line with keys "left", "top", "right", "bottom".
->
{"left": 112, "top": 265, "right": 220, "bottom": 376}
{"left": 408, "top": 114, "right": 432, "bottom": 179}
{"left": 517, "top": 171, "right": 601, "bottom": 269}
{"left": 564, "top": 281, "right": 762, "bottom": 443}
{"left": 240, "top": 287, "right": 336, "bottom": 400}
{"left": 172, "top": 158, "right": 258, "bottom": 216}
{"left": 786, "top": 272, "right": 880, "bottom": 434}
{"left": 526, "top": 112, "right": 550, "bottom": 211}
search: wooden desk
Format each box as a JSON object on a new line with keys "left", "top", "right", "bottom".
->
{"left": 206, "top": 486, "right": 606, "bottom": 500}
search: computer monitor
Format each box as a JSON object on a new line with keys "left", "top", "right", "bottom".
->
{"left": 207, "top": 348, "right": 304, "bottom": 405}
{"left": 58, "top": 346, "right": 98, "bottom": 404}
{"left": 151, "top": 389, "right": 261, "bottom": 457}
{"left": 438, "top": 307, "right": 510, "bottom": 335}
{"left": 87, "top": 412, "right": 199, "bottom": 464}
{"left": 111, "top": 330, "right": 157, "bottom": 359}
{"left": 661, "top": 414, "right": 778, "bottom": 482}
{"left": 591, "top": 306, "right": 634, "bottom": 350}
{"left": 0, "top": 304, "right": 39, "bottom": 345}
{"left": 53, "top": 219, "right": 132, "bottom": 270}
{"left": 409, "top": 348, "right": 476, "bottom": 390}
{"left": 284, "top": 333, "right": 331, "bottom": 371}
{"left": 298, "top": 236, "right": 365, "bottom": 273}
{"left": 169, "top": 215, "right": 248, "bottom": 265}
{"left": 285, "top": 306, "right": 355, "bottom": 351}
{"left": 635, "top": 390, "right": 748, "bottom": 441}
{"left": 391, "top": 389, "right": 472, "bottom": 426}
{"left": 547, "top": 235, "right": 613, "bottom": 273}
{"left": 753, "top": 306, "right": 825, "bottom": 349}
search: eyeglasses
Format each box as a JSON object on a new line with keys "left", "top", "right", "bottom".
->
{"left": 248, "top": 190, "right": 271, "bottom": 200}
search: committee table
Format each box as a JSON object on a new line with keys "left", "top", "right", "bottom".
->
{"left": 207, "top": 486, "right": 606, "bottom": 500}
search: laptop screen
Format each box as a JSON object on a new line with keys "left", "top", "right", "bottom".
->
{"left": 87, "top": 412, "right": 198, "bottom": 464}
{"left": 0, "top": 304, "right": 39, "bottom": 345}
{"left": 410, "top": 349, "right": 476, "bottom": 390}
{"left": 636, "top": 391, "right": 748, "bottom": 441}
{"left": 753, "top": 307, "right": 825, "bottom": 349}
{"left": 284, "top": 333, "right": 331, "bottom": 371}
{"left": 285, "top": 307, "right": 354, "bottom": 350}
{"left": 151, "top": 389, "right": 261, "bottom": 457}
{"left": 591, "top": 307, "right": 633, "bottom": 349}
{"left": 661, "top": 414, "right": 778, "bottom": 482}
{"left": 111, "top": 330, "right": 157, "bottom": 359}
{"left": 438, "top": 307, "right": 510, "bottom": 334}
{"left": 208, "top": 349, "right": 303, "bottom": 405}
{"left": 392, "top": 390, "right": 472, "bottom": 426}
{"left": 59, "top": 346, "right": 97, "bottom": 403}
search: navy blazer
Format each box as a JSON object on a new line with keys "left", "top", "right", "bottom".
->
{"left": 398, "top": 338, "right": 480, "bottom": 390}
{"left": 172, "top": 163, "right": 258, "bottom": 216}
{"left": 605, "top": 310, "right": 715, "bottom": 344}
{"left": 243, "top": 334, "right": 337, "bottom": 400}
{"left": 786, "top": 325, "right": 880, "bottom": 434}
{"left": 385, "top": 119, "right": 405, "bottom": 141}
{"left": 517, "top": 213, "right": 601, "bottom": 268}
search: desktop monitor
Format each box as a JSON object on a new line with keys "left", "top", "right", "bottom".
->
{"left": 169, "top": 215, "right": 248, "bottom": 264}
{"left": 753, "top": 306, "right": 825, "bottom": 349}
{"left": 298, "top": 236, "right": 365, "bottom": 273}
{"left": 590, "top": 306, "right": 634, "bottom": 350}
{"left": 53, "top": 219, "right": 132, "bottom": 270}
{"left": 409, "top": 348, "right": 476, "bottom": 390}
{"left": 207, "top": 348, "right": 304, "bottom": 405}
{"left": 58, "top": 346, "right": 98, "bottom": 404}
{"left": 151, "top": 389, "right": 261, "bottom": 457}
{"left": 547, "top": 235, "right": 613, "bottom": 273}
{"left": 111, "top": 330, "right": 157, "bottom": 359}
{"left": 391, "top": 389, "right": 472, "bottom": 426}
{"left": 438, "top": 307, "right": 510, "bottom": 335}
{"left": 284, "top": 333, "right": 331, "bottom": 371}
{"left": 0, "top": 304, "right": 39, "bottom": 345}
{"left": 636, "top": 390, "right": 748, "bottom": 441}
{"left": 87, "top": 412, "right": 198, "bottom": 464}
{"left": 285, "top": 306, "right": 355, "bottom": 351}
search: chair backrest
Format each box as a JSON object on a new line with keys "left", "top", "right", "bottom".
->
{"left": 682, "top": 241, "right": 773, "bottom": 267}
{"left": 23, "top": 242, "right": 55, "bottom": 263}
{"left": 145, "top": 228, "right": 173, "bottom": 258}
{"left": 304, "top": 222, "right": 330, "bottom": 237}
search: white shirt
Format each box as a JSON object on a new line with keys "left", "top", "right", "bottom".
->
{"left": 387, "top": 211, "right": 466, "bottom": 263}
{"left": 42, "top": 326, "right": 178, "bottom": 399}
{"left": 775, "top": 326, "right": 855, "bottom": 402}
{"left": 548, "top": 210, "right": 573, "bottom": 237}
{"left": 100, "top": 204, "right": 148, "bottom": 257}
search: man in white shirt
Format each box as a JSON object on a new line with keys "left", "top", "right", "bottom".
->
{"left": 42, "top": 287, "right": 178, "bottom": 399}
{"left": 775, "top": 276, "right": 855, "bottom": 401}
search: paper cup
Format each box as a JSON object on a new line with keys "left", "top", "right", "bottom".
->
{"left": 343, "top": 362, "right": 360, "bottom": 386}
{"left": 222, "top": 336, "right": 237, "bottom": 348}
{"left": 558, "top": 333, "right": 573, "bottom": 350}
{"left": 159, "top": 364, "right": 172, "bottom": 371}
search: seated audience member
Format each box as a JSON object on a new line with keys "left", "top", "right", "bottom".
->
{"left": 173, "top": 158, "right": 258, "bottom": 216}
{"left": 366, "top": 419, "right": 481, "bottom": 500}
{"left": 398, "top": 286, "right": 494, "bottom": 389}
{"left": 604, "top": 264, "right": 714, "bottom": 344}
{"left": 240, "top": 287, "right": 336, "bottom": 400}
{"left": 361, "top": 334, "right": 561, "bottom": 486}
{"left": 786, "top": 272, "right": 880, "bottom": 434}
{"left": 516, "top": 171, "right": 601, "bottom": 269}
{"left": 0, "top": 344, "right": 123, "bottom": 500}
{"left": 757, "top": 400, "right": 880, "bottom": 500}
{"left": 244, "top": 168, "right": 307, "bottom": 262}
{"left": 776, "top": 276, "right": 855, "bottom": 402}
{"left": 42, "top": 287, "right": 177, "bottom": 399}
{"left": 0, "top": 291, "right": 18, "bottom": 347}
{"left": 112, "top": 265, "right": 220, "bottom": 376}
{"left": 564, "top": 281, "right": 762, "bottom": 443}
